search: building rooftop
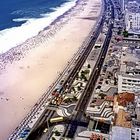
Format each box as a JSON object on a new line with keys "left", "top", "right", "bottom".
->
{"left": 117, "top": 92, "right": 135, "bottom": 107}
{"left": 91, "top": 99, "right": 105, "bottom": 106}
{"left": 112, "top": 126, "right": 131, "bottom": 140}
{"left": 134, "top": 94, "right": 140, "bottom": 122}
{"left": 90, "top": 133, "right": 105, "bottom": 140}
{"left": 87, "top": 98, "right": 114, "bottom": 121}
{"left": 105, "top": 96, "right": 114, "bottom": 102}
{"left": 75, "top": 131, "right": 110, "bottom": 140}
{"left": 135, "top": 94, "right": 140, "bottom": 108}
{"left": 126, "top": 1, "right": 140, "bottom": 13}
{"left": 120, "top": 73, "right": 140, "bottom": 79}
{"left": 120, "top": 46, "right": 140, "bottom": 75}
{"left": 115, "top": 109, "right": 131, "bottom": 128}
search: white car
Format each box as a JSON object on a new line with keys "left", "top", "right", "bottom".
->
{"left": 43, "top": 128, "right": 48, "bottom": 133}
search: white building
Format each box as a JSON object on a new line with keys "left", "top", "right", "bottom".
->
{"left": 125, "top": 12, "right": 140, "bottom": 34}
{"left": 118, "top": 74, "right": 140, "bottom": 93}
{"left": 125, "top": 1, "right": 140, "bottom": 34}
{"left": 131, "top": 127, "right": 140, "bottom": 140}
{"left": 112, "top": 126, "right": 131, "bottom": 140}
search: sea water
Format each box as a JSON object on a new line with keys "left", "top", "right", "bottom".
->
{"left": 0, "top": 0, "right": 77, "bottom": 53}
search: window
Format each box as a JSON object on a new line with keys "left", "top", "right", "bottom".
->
{"left": 132, "top": 132, "right": 135, "bottom": 135}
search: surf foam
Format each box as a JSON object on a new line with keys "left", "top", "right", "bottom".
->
{"left": 0, "top": 0, "right": 77, "bottom": 54}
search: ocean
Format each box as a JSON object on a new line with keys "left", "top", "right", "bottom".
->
{"left": 0, "top": 0, "right": 77, "bottom": 53}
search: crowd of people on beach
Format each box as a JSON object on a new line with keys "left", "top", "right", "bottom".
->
{"left": 0, "top": 0, "right": 87, "bottom": 72}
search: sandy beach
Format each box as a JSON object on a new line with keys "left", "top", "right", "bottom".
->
{"left": 0, "top": 0, "right": 101, "bottom": 139}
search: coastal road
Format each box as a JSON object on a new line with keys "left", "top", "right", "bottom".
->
{"left": 26, "top": 0, "right": 109, "bottom": 139}
{"left": 62, "top": 0, "right": 114, "bottom": 138}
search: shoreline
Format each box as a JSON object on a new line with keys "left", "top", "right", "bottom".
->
{"left": 0, "top": 0, "right": 78, "bottom": 55}
{"left": 0, "top": 0, "right": 85, "bottom": 71}
{"left": 0, "top": 0, "right": 102, "bottom": 139}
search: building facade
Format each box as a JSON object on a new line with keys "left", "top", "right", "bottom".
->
{"left": 125, "top": 1, "right": 140, "bottom": 34}
{"left": 118, "top": 74, "right": 140, "bottom": 93}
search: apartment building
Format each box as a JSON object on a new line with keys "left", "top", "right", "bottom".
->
{"left": 125, "top": 1, "right": 140, "bottom": 34}
{"left": 118, "top": 74, "right": 140, "bottom": 93}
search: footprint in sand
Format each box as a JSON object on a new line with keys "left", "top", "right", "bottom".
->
{"left": 19, "top": 66, "right": 24, "bottom": 69}
{"left": 0, "top": 91, "right": 4, "bottom": 95}
{"left": 20, "top": 97, "right": 24, "bottom": 100}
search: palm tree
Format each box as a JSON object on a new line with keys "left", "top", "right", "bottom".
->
{"left": 88, "top": 64, "right": 91, "bottom": 68}
{"left": 77, "top": 86, "right": 81, "bottom": 91}
{"left": 99, "top": 93, "right": 106, "bottom": 99}
{"left": 123, "top": 29, "right": 128, "bottom": 37}
{"left": 52, "top": 137, "right": 56, "bottom": 140}
{"left": 54, "top": 130, "right": 61, "bottom": 136}
{"left": 72, "top": 95, "right": 78, "bottom": 101}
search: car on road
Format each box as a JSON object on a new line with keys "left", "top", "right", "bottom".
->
{"left": 43, "top": 128, "right": 48, "bottom": 133}
{"left": 19, "top": 134, "right": 26, "bottom": 139}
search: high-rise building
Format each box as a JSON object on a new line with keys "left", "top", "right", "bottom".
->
{"left": 125, "top": 1, "right": 140, "bottom": 34}
{"left": 118, "top": 74, "right": 140, "bottom": 93}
